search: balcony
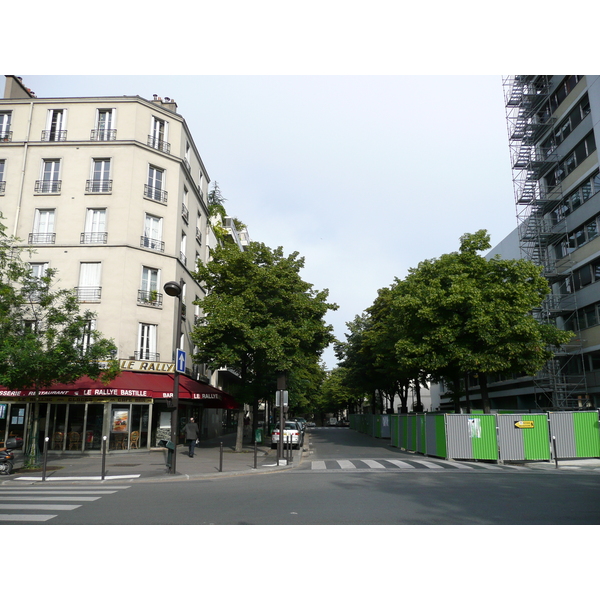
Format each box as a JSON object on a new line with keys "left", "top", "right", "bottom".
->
{"left": 137, "top": 289, "right": 163, "bottom": 308}
{"left": 0, "top": 181, "right": 5, "bottom": 194}
{"left": 90, "top": 129, "right": 117, "bottom": 141}
{"left": 28, "top": 232, "right": 56, "bottom": 245}
{"left": 76, "top": 286, "right": 102, "bottom": 302}
{"left": 195, "top": 227, "right": 202, "bottom": 244}
{"left": 80, "top": 232, "right": 108, "bottom": 244}
{"left": 85, "top": 179, "right": 112, "bottom": 193}
{"left": 182, "top": 204, "right": 189, "bottom": 223}
{"left": 144, "top": 184, "right": 168, "bottom": 204}
{"left": 140, "top": 236, "right": 165, "bottom": 252}
{"left": 0, "top": 131, "right": 12, "bottom": 142}
{"left": 179, "top": 252, "right": 187, "bottom": 266}
{"left": 147, "top": 135, "right": 170, "bottom": 154}
{"left": 135, "top": 351, "right": 160, "bottom": 361}
{"left": 41, "top": 130, "right": 67, "bottom": 142}
{"left": 35, "top": 180, "right": 61, "bottom": 194}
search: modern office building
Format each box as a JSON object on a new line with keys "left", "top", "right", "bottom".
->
{"left": 441, "top": 76, "right": 600, "bottom": 412}
{"left": 0, "top": 75, "right": 240, "bottom": 451}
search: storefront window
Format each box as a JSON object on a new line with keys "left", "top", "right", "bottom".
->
{"left": 86, "top": 404, "right": 105, "bottom": 450}
{"left": 66, "top": 404, "right": 85, "bottom": 451}
{"left": 130, "top": 404, "right": 149, "bottom": 449}
{"left": 110, "top": 404, "right": 130, "bottom": 450}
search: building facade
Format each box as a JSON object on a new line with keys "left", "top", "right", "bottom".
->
{"left": 442, "top": 76, "right": 600, "bottom": 412}
{"left": 0, "top": 76, "right": 238, "bottom": 451}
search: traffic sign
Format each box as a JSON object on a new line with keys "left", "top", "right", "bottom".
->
{"left": 176, "top": 349, "right": 186, "bottom": 374}
{"left": 514, "top": 420, "right": 534, "bottom": 429}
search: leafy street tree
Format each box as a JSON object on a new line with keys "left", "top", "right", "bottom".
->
{"left": 390, "top": 230, "right": 573, "bottom": 412}
{"left": 191, "top": 241, "right": 338, "bottom": 450}
{"left": 0, "top": 217, "right": 119, "bottom": 467}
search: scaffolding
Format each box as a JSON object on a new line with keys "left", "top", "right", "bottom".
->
{"left": 503, "top": 75, "right": 587, "bottom": 409}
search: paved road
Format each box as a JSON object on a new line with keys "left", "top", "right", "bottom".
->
{"left": 1, "top": 427, "right": 599, "bottom": 524}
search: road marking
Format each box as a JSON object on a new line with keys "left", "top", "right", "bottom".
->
{"left": 411, "top": 459, "right": 444, "bottom": 469}
{"left": 15, "top": 475, "right": 140, "bottom": 481}
{"left": 361, "top": 460, "right": 386, "bottom": 469}
{"left": 0, "top": 490, "right": 119, "bottom": 495}
{"left": 470, "top": 463, "right": 504, "bottom": 470}
{"left": 336, "top": 460, "right": 356, "bottom": 469}
{"left": 311, "top": 461, "right": 327, "bottom": 470}
{"left": 0, "top": 514, "right": 57, "bottom": 522}
{"left": 0, "top": 496, "right": 101, "bottom": 502}
{"left": 0, "top": 503, "right": 81, "bottom": 511}
{"left": 443, "top": 462, "right": 474, "bottom": 470}
{"left": 386, "top": 459, "right": 416, "bottom": 469}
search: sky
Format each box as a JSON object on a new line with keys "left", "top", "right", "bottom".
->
{"left": 20, "top": 74, "right": 518, "bottom": 368}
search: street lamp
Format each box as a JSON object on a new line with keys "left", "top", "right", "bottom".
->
{"left": 164, "top": 280, "right": 183, "bottom": 475}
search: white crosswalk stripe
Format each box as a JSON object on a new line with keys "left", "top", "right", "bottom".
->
{"left": 0, "top": 485, "right": 129, "bottom": 523}
{"left": 360, "top": 460, "right": 386, "bottom": 469}
{"left": 386, "top": 459, "right": 416, "bottom": 469}
{"left": 410, "top": 459, "right": 445, "bottom": 469}
{"left": 336, "top": 460, "right": 356, "bottom": 469}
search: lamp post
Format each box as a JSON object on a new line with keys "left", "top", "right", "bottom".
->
{"left": 164, "top": 279, "right": 183, "bottom": 475}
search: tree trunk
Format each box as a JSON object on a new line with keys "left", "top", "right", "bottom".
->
{"left": 235, "top": 407, "right": 244, "bottom": 452}
{"left": 452, "top": 376, "right": 462, "bottom": 414}
{"left": 25, "top": 395, "right": 41, "bottom": 469}
{"left": 479, "top": 372, "right": 491, "bottom": 414}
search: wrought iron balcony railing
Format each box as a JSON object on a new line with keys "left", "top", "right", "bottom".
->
{"left": 28, "top": 232, "right": 56, "bottom": 244}
{"left": 137, "top": 289, "right": 163, "bottom": 307}
{"left": 41, "top": 130, "right": 67, "bottom": 141}
{"left": 86, "top": 179, "right": 113, "bottom": 193}
{"left": 0, "top": 132, "right": 12, "bottom": 142}
{"left": 90, "top": 129, "right": 117, "bottom": 141}
{"left": 76, "top": 287, "right": 102, "bottom": 302}
{"left": 144, "top": 184, "right": 168, "bottom": 204}
{"left": 147, "top": 135, "right": 170, "bottom": 154}
{"left": 182, "top": 204, "right": 189, "bottom": 223}
{"left": 80, "top": 232, "right": 108, "bottom": 244}
{"left": 0, "top": 181, "right": 5, "bottom": 194}
{"left": 35, "top": 180, "right": 61, "bottom": 194}
{"left": 135, "top": 351, "right": 160, "bottom": 361}
{"left": 140, "top": 236, "right": 165, "bottom": 252}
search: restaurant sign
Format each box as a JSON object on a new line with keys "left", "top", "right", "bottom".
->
{"left": 119, "top": 359, "right": 175, "bottom": 373}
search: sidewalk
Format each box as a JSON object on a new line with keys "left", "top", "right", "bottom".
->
{"left": 3, "top": 432, "right": 307, "bottom": 483}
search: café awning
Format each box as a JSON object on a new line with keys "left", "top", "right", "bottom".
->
{"left": 0, "top": 372, "right": 238, "bottom": 409}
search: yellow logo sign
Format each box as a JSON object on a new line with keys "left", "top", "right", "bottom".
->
{"left": 514, "top": 420, "right": 535, "bottom": 429}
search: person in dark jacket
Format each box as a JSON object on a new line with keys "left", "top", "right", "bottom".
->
{"left": 183, "top": 417, "right": 200, "bottom": 457}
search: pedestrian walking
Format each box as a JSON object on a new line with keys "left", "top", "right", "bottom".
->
{"left": 183, "top": 417, "right": 200, "bottom": 457}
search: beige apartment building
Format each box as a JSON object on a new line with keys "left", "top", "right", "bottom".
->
{"left": 0, "top": 76, "right": 239, "bottom": 452}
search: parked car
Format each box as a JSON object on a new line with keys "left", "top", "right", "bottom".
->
{"left": 306, "top": 422, "right": 316, "bottom": 428}
{"left": 271, "top": 421, "right": 303, "bottom": 449}
{"left": 294, "top": 417, "right": 307, "bottom": 431}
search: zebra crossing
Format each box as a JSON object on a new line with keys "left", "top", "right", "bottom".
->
{"left": 308, "top": 458, "right": 529, "bottom": 472}
{"left": 0, "top": 485, "right": 130, "bottom": 523}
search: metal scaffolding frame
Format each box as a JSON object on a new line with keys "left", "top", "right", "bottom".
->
{"left": 503, "top": 75, "right": 588, "bottom": 409}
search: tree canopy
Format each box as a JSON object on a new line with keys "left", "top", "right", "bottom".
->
{"left": 191, "top": 241, "right": 338, "bottom": 448}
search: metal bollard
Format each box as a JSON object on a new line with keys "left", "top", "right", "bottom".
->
{"left": 219, "top": 442, "right": 223, "bottom": 472}
{"left": 101, "top": 436, "right": 107, "bottom": 480}
{"left": 42, "top": 437, "right": 49, "bottom": 482}
{"left": 253, "top": 439, "right": 257, "bottom": 469}
{"left": 552, "top": 435, "right": 559, "bottom": 469}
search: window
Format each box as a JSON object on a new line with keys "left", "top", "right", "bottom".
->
{"left": 139, "top": 267, "right": 162, "bottom": 307}
{"left": 0, "top": 159, "right": 5, "bottom": 194}
{"left": 35, "top": 159, "right": 61, "bottom": 193}
{"left": 142, "top": 214, "right": 164, "bottom": 252}
{"left": 0, "top": 112, "right": 11, "bottom": 142}
{"left": 182, "top": 187, "right": 189, "bottom": 223}
{"left": 180, "top": 232, "right": 187, "bottom": 265}
{"left": 92, "top": 108, "right": 116, "bottom": 141}
{"left": 145, "top": 165, "right": 167, "bottom": 203}
{"left": 77, "top": 262, "right": 102, "bottom": 302}
{"left": 42, "top": 109, "right": 67, "bottom": 141}
{"left": 78, "top": 319, "right": 97, "bottom": 352}
{"left": 149, "top": 116, "right": 169, "bottom": 153}
{"left": 195, "top": 212, "right": 202, "bottom": 244}
{"left": 184, "top": 142, "right": 191, "bottom": 169}
{"left": 81, "top": 208, "right": 107, "bottom": 244}
{"left": 137, "top": 323, "right": 158, "bottom": 360}
{"left": 86, "top": 158, "right": 112, "bottom": 193}
{"left": 30, "top": 209, "right": 55, "bottom": 244}
{"left": 28, "top": 263, "right": 48, "bottom": 301}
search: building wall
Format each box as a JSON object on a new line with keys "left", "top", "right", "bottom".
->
{"left": 0, "top": 82, "right": 212, "bottom": 370}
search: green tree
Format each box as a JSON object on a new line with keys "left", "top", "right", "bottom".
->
{"left": 391, "top": 230, "right": 573, "bottom": 412}
{"left": 191, "top": 241, "right": 338, "bottom": 450}
{"left": 0, "top": 220, "right": 119, "bottom": 467}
